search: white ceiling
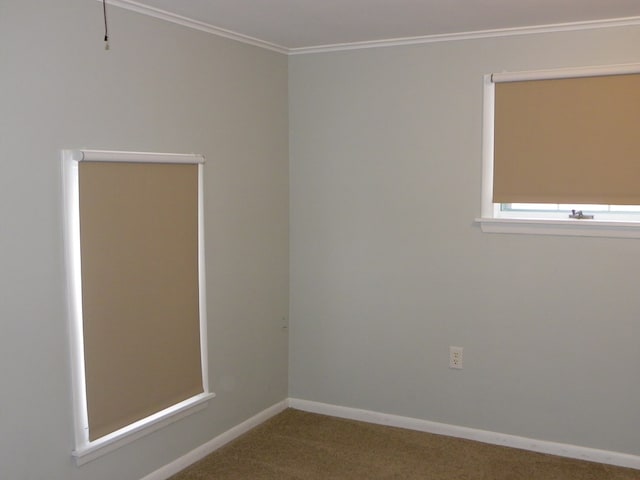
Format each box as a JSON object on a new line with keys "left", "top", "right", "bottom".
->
{"left": 122, "top": 0, "right": 640, "bottom": 50}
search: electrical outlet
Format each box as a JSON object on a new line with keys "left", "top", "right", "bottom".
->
{"left": 449, "top": 346, "right": 463, "bottom": 369}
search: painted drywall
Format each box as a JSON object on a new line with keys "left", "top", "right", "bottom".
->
{"left": 289, "top": 26, "right": 640, "bottom": 456}
{"left": 0, "top": 1, "right": 288, "bottom": 479}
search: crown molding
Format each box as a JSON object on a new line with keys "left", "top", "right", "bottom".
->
{"left": 101, "top": 1, "right": 640, "bottom": 56}
{"left": 288, "top": 16, "right": 640, "bottom": 55}
{"left": 102, "top": 0, "right": 289, "bottom": 54}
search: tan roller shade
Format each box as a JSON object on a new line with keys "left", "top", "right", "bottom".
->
{"left": 493, "top": 73, "right": 640, "bottom": 205}
{"left": 78, "top": 161, "right": 203, "bottom": 441}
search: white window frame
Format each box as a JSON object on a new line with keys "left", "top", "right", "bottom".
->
{"left": 62, "top": 149, "right": 214, "bottom": 465}
{"left": 476, "top": 63, "right": 640, "bottom": 239}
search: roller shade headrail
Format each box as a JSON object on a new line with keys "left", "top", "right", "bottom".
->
{"left": 491, "top": 62, "right": 640, "bottom": 83}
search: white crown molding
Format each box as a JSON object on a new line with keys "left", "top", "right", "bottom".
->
{"left": 101, "top": 0, "right": 289, "bottom": 54}
{"left": 288, "top": 16, "right": 640, "bottom": 55}
{"left": 101, "top": 1, "right": 640, "bottom": 56}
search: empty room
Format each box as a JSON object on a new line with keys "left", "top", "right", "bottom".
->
{"left": 1, "top": 1, "right": 639, "bottom": 479}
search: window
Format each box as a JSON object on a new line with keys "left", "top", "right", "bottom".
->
{"left": 63, "top": 150, "right": 214, "bottom": 464}
{"left": 477, "top": 63, "right": 640, "bottom": 238}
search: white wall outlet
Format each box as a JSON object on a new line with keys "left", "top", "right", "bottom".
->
{"left": 449, "top": 346, "right": 463, "bottom": 369}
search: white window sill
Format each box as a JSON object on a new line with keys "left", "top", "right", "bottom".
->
{"left": 476, "top": 217, "right": 640, "bottom": 239}
{"left": 72, "top": 392, "right": 215, "bottom": 466}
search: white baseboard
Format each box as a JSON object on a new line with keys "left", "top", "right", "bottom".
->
{"left": 140, "top": 397, "right": 640, "bottom": 479}
{"left": 288, "top": 398, "right": 640, "bottom": 471}
{"left": 140, "top": 400, "right": 288, "bottom": 480}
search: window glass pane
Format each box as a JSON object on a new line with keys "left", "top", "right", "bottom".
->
{"left": 505, "top": 203, "right": 558, "bottom": 211}
{"left": 558, "top": 204, "right": 608, "bottom": 211}
{"left": 610, "top": 205, "right": 640, "bottom": 212}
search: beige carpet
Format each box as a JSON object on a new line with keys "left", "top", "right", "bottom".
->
{"left": 170, "top": 409, "right": 639, "bottom": 479}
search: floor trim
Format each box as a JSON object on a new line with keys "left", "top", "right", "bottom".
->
{"left": 140, "top": 397, "right": 640, "bottom": 479}
{"left": 288, "top": 398, "right": 640, "bottom": 471}
{"left": 139, "top": 400, "right": 288, "bottom": 480}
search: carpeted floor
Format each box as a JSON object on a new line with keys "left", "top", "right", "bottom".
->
{"left": 169, "top": 409, "right": 639, "bottom": 479}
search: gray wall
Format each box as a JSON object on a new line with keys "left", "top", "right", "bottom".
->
{"left": 0, "top": 1, "right": 288, "bottom": 479}
{"left": 289, "top": 26, "right": 640, "bottom": 455}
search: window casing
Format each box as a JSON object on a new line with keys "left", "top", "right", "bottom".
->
{"left": 63, "top": 150, "right": 214, "bottom": 464}
{"left": 477, "top": 63, "right": 640, "bottom": 238}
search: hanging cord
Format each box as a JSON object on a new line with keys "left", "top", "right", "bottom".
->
{"left": 103, "top": 0, "right": 110, "bottom": 50}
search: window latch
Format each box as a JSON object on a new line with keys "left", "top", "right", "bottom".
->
{"left": 569, "top": 209, "right": 594, "bottom": 219}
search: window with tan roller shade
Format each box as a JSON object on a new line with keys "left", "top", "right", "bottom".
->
{"left": 493, "top": 73, "right": 640, "bottom": 205}
{"left": 78, "top": 161, "right": 203, "bottom": 441}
